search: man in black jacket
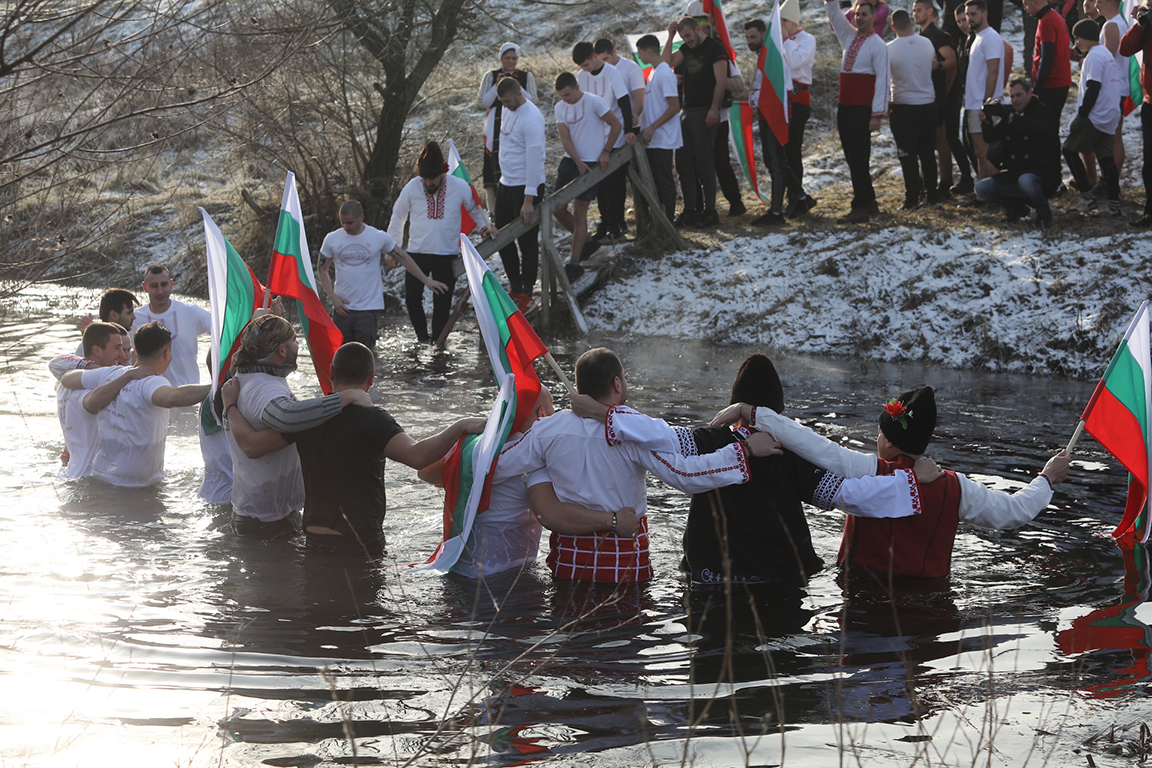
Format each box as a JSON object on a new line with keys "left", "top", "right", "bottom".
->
{"left": 974, "top": 77, "right": 1062, "bottom": 229}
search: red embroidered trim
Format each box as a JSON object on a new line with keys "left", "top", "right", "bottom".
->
{"left": 844, "top": 34, "right": 868, "bottom": 71}
{"left": 605, "top": 405, "right": 626, "bottom": 446}
{"left": 903, "top": 469, "right": 923, "bottom": 515}
{"left": 425, "top": 182, "right": 446, "bottom": 220}
{"left": 648, "top": 444, "right": 746, "bottom": 479}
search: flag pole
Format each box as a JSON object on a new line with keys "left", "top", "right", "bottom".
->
{"left": 543, "top": 351, "right": 576, "bottom": 394}
{"left": 1066, "top": 420, "right": 1086, "bottom": 455}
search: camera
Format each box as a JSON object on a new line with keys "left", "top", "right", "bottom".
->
{"left": 840, "top": 0, "right": 853, "bottom": 8}
{"left": 1139, "top": 7, "right": 1152, "bottom": 27}
{"left": 983, "top": 100, "right": 1007, "bottom": 117}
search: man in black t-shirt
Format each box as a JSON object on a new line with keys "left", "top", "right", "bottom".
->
{"left": 223, "top": 342, "right": 485, "bottom": 557}
{"left": 914, "top": 0, "right": 961, "bottom": 196}
{"left": 662, "top": 16, "right": 729, "bottom": 227}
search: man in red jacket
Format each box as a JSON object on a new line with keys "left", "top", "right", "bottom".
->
{"left": 1121, "top": 0, "right": 1152, "bottom": 227}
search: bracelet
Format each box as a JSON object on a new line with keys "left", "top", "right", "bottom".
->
{"left": 225, "top": 403, "right": 239, "bottom": 418}
{"left": 1038, "top": 472, "right": 1053, "bottom": 490}
{"left": 611, "top": 510, "right": 617, "bottom": 534}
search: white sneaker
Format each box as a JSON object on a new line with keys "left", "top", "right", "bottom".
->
{"left": 1070, "top": 195, "right": 1097, "bottom": 213}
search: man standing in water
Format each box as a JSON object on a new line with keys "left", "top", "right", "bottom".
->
{"left": 60, "top": 322, "right": 211, "bottom": 487}
{"left": 223, "top": 341, "right": 487, "bottom": 557}
{"left": 317, "top": 199, "right": 448, "bottom": 348}
{"left": 715, "top": 385, "right": 1072, "bottom": 580}
{"left": 131, "top": 264, "right": 212, "bottom": 387}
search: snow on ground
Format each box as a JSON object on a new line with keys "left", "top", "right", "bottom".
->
{"left": 584, "top": 222, "right": 1152, "bottom": 378}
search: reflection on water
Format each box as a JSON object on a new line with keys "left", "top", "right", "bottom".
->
{"left": 0, "top": 283, "right": 1146, "bottom": 767}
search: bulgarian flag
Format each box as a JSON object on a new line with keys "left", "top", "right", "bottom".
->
{"left": 1124, "top": 0, "right": 1144, "bottom": 115}
{"left": 412, "top": 234, "right": 548, "bottom": 574}
{"left": 729, "top": 102, "right": 771, "bottom": 206}
{"left": 758, "top": 0, "right": 792, "bottom": 145}
{"left": 200, "top": 207, "right": 266, "bottom": 419}
{"left": 447, "top": 139, "right": 490, "bottom": 235}
{"left": 1081, "top": 300, "right": 1152, "bottom": 542}
{"left": 266, "top": 172, "right": 344, "bottom": 394}
{"left": 701, "top": 0, "right": 738, "bottom": 63}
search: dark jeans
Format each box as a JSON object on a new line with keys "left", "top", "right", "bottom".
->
{"left": 597, "top": 161, "right": 629, "bottom": 230}
{"left": 495, "top": 183, "right": 544, "bottom": 295}
{"left": 1035, "top": 85, "right": 1069, "bottom": 124}
{"left": 975, "top": 172, "right": 1050, "bottom": 215}
{"left": 786, "top": 99, "right": 811, "bottom": 193}
{"left": 333, "top": 309, "right": 379, "bottom": 348}
{"left": 758, "top": 114, "right": 804, "bottom": 212}
{"left": 404, "top": 253, "right": 456, "bottom": 343}
{"left": 836, "top": 104, "right": 876, "bottom": 210}
{"left": 306, "top": 530, "right": 385, "bottom": 559}
{"left": 677, "top": 108, "right": 719, "bottom": 214}
{"left": 713, "top": 125, "right": 742, "bottom": 207}
{"left": 944, "top": 93, "right": 973, "bottom": 182}
{"left": 890, "top": 103, "right": 939, "bottom": 203}
{"left": 646, "top": 147, "right": 677, "bottom": 222}
{"left": 1143, "top": 103, "right": 1152, "bottom": 215}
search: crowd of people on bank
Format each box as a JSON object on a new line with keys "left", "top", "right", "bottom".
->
{"left": 48, "top": 258, "right": 1072, "bottom": 588}
{"left": 473, "top": 0, "right": 1152, "bottom": 312}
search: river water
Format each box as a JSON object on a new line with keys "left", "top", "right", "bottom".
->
{"left": 1, "top": 284, "right": 1149, "bottom": 768}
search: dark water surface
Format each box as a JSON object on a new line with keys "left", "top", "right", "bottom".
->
{"left": 1, "top": 285, "right": 1149, "bottom": 768}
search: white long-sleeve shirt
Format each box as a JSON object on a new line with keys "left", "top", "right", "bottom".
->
{"left": 748, "top": 406, "right": 1056, "bottom": 529}
{"left": 497, "top": 99, "right": 546, "bottom": 189}
{"left": 826, "top": 0, "right": 890, "bottom": 117}
{"left": 387, "top": 175, "right": 484, "bottom": 256}
{"left": 784, "top": 29, "right": 817, "bottom": 86}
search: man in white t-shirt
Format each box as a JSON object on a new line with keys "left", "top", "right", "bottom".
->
{"left": 635, "top": 35, "right": 683, "bottom": 224}
{"left": 964, "top": 0, "right": 1005, "bottom": 180}
{"left": 1065, "top": 20, "right": 1124, "bottom": 214}
{"left": 50, "top": 322, "right": 138, "bottom": 479}
{"left": 387, "top": 142, "right": 488, "bottom": 343}
{"left": 574, "top": 41, "right": 635, "bottom": 241}
{"left": 221, "top": 314, "right": 373, "bottom": 538}
{"left": 888, "top": 10, "right": 940, "bottom": 209}
{"left": 551, "top": 71, "right": 622, "bottom": 278}
{"left": 595, "top": 38, "right": 645, "bottom": 126}
{"left": 317, "top": 199, "right": 447, "bottom": 349}
{"left": 131, "top": 264, "right": 212, "bottom": 388}
{"left": 1101, "top": 0, "right": 1130, "bottom": 174}
{"left": 60, "top": 323, "right": 211, "bottom": 487}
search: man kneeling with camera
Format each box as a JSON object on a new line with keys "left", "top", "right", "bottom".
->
{"left": 974, "top": 77, "right": 1062, "bottom": 231}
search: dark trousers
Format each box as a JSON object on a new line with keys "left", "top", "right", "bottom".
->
{"left": 677, "top": 108, "right": 719, "bottom": 214}
{"left": 1144, "top": 103, "right": 1152, "bottom": 215}
{"left": 404, "top": 253, "right": 456, "bottom": 343}
{"left": 713, "top": 125, "right": 743, "bottom": 207}
{"left": 1036, "top": 85, "right": 1069, "bottom": 123}
{"left": 495, "top": 183, "right": 543, "bottom": 295}
{"left": 944, "top": 94, "right": 973, "bottom": 182}
{"left": 837, "top": 104, "right": 876, "bottom": 210}
{"left": 646, "top": 147, "right": 677, "bottom": 222}
{"left": 597, "top": 161, "right": 629, "bottom": 231}
{"left": 786, "top": 99, "right": 811, "bottom": 194}
{"left": 758, "top": 114, "right": 803, "bottom": 212}
{"left": 890, "top": 103, "right": 939, "bottom": 203}
{"left": 333, "top": 309, "right": 379, "bottom": 348}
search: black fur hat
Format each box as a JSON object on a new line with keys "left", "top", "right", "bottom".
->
{"left": 417, "top": 141, "right": 447, "bottom": 178}
{"left": 729, "top": 353, "right": 785, "bottom": 414}
{"left": 879, "top": 385, "right": 936, "bottom": 455}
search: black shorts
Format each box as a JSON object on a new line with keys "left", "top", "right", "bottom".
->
{"left": 483, "top": 150, "right": 500, "bottom": 187}
{"left": 556, "top": 156, "right": 599, "bottom": 201}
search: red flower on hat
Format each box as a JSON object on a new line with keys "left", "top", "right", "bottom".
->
{"left": 884, "top": 398, "right": 909, "bottom": 429}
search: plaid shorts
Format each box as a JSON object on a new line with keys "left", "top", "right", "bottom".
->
{"left": 546, "top": 516, "right": 652, "bottom": 583}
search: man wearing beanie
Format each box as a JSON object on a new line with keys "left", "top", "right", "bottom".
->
{"left": 1065, "top": 18, "right": 1124, "bottom": 215}
{"left": 388, "top": 141, "right": 489, "bottom": 344}
{"left": 715, "top": 385, "right": 1072, "bottom": 579}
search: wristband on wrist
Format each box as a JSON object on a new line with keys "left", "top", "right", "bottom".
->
{"left": 1038, "top": 472, "right": 1052, "bottom": 489}
{"left": 225, "top": 403, "right": 239, "bottom": 418}
{"left": 611, "top": 510, "right": 617, "bottom": 534}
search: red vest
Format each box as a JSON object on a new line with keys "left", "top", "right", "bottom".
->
{"left": 837, "top": 454, "right": 961, "bottom": 579}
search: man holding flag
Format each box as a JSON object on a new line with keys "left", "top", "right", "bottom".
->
{"left": 744, "top": 11, "right": 815, "bottom": 227}
{"left": 388, "top": 141, "right": 489, "bottom": 344}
